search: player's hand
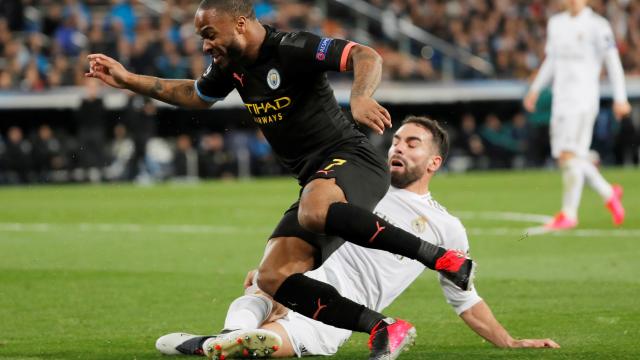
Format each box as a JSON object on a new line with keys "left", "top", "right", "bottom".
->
{"left": 351, "top": 96, "right": 392, "bottom": 135}
{"left": 613, "top": 100, "right": 631, "bottom": 121}
{"left": 85, "top": 53, "right": 132, "bottom": 89}
{"left": 510, "top": 338, "right": 560, "bottom": 349}
{"left": 243, "top": 269, "right": 258, "bottom": 288}
{"left": 523, "top": 91, "right": 539, "bottom": 113}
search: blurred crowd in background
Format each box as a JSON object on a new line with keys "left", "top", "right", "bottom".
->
{"left": 0, "top": 0, "right": 639, "bottom": 184}
{"left": 1, "top": 0, "right": 640, "bottom": 87}
{"left": 0, "top": 79, "right": 286, "bottom": 184}
{"left": 381, "top": 0, "right": 640, "bottom": 79}
{"left": 1, "top": 79, "right": 636, "bottom": 185}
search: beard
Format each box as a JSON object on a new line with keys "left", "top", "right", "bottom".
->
{"left": 227, "top": 40, "right": 243, "bottom": 59}
{"left": 226, "top": 39, "right": 246, "bottom": 64}
{"left": 390, "top": 165, "right": 424, "bottom": 189}
{"left": 214, "top": 40, "right": 243, "bottom": 69}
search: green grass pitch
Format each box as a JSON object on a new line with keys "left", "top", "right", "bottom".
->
{"left": 1, "top": 169, "right": 639, "bottom": 359}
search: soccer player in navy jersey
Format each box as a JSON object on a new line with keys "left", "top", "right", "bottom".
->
{"left": 86, "top": 1, "right": 474, "bottom": 358}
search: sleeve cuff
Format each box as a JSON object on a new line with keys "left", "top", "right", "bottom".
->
{"left": 340, "top": 41, "right": 357, "bottom": 72}
{"left": 194, "top": 81, "right": 226, "bottom": 103}
{"left": 454, "top": 296, "right": 483, "bottom": 315}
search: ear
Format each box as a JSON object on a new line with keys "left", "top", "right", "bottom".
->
{"left": 428, "top": 155, "right": 443, "bottom": 173}
{"left": 236, "top": 15, "right": 247, "bottom": 34}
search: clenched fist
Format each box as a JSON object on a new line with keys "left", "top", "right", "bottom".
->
{"left": 351, "top": 96, "right": 392, "bottom": 135}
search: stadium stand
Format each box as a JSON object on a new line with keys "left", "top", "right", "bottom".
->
{"left": 0, "top": 0, "right": 639, "bottom": 184}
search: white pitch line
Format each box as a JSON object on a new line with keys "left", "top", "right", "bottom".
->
{"left": 0, "top": 222, "right": 273, "bottom": 234}
{"left": 455, "top": 211, "right": 554, "bottom": 224}
{"left": 456, "top": 211, "right": 640, "bottom": 237}
{"left": 0, "top": 219, "right": 638, "bottom": 238}
{"left": 467, "top": 227, "right": 640, "bottom": 238}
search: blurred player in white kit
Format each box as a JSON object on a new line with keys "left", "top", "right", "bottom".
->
{"left": 156, "top": 117, "right": 559, "bottom": 359}
{"left": 524, "top": 0, "right": 631, "bottom": 230}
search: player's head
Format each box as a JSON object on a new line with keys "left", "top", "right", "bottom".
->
{"left": 195, "top": 0, "right": 257, "bottom": 68}
{"left": 565, "top": 0, "right": 588, "bottom": 15}
{"left": 388, "top": 116, "right": 449, "bottom": 189}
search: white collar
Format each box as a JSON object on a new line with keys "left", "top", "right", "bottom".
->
{"left": 389, "top": 186, "right": 432, "bottom": 200}
{"left": 571, "top": 6, "right": 592, "bottom": 19}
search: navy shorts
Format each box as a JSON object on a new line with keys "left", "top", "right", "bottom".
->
{"left": 270, "top": 141, "right": 389, "bottom": 267}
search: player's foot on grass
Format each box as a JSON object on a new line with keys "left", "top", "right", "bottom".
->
{"left": 544, "top": 212, "right": 577, "bottom": 231}
{"left": 204, "top": 328, "right": 282, "bottom": 360}
{"left": 606, "top": 184, "right": 625, "bottom": 226}
{"left": 435, "top": 249, "right": 475, "bottom": 291}
{"left": 155, "top": 332, "right": 212, "bottom": 356}
{"left": 368, "top": 318, "right": 416, "bottom": 360}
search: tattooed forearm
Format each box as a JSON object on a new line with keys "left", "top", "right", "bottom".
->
{"left": 164, "top": 82, "right": 198, "bottom": 107}
{"left": 351, "top": 59, "right": 381, "bottom": 98}
{"left": 151, "top": 78, "right": 163, "bottom": 96}
{"left": 127, "top": 74, "right": 210, "bottom": 109}
{"left": 181, "top": 83, "right": 195, "bottom": 98}
{"left": 171, "top": 82, "right": 195, "bottom": 99}
{"left": 348, "top": 46, "right": 382, "bottom": 99}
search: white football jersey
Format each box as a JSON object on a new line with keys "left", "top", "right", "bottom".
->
{"left": 306, "top": 186, "right": 481, "bottom": 316}
{"left": 531, "top": 7, "right": 627, "bottom": 113}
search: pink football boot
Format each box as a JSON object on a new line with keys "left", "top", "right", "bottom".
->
{"left": 368, "top": 318, "right": 416, "bottom": 360}
{"left": 606, "top": 184, "right": 625, "bottom": 226}
{"left": 544, "top": 212, "right": 578, "bottom": 231}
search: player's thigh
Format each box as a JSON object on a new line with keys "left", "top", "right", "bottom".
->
{"left": 273, "top": 311, "right": 351, "bottom": 357}
{"left": 297, "top": 178, "right": 346, "bottom": 232}
{"left": 575, "top": 111, "right": 597, "bottom": 158}
{"left": 300, "top": 144, "right": 390, "bottom": 213}
{"left": 550, "top": 110, "right": 596, "bottom": 158}
{"left": 256, "top": 236, "right": 316, "bottom": 295}
{"left": 269, "top": 202, "right": 345, "bottom": 268}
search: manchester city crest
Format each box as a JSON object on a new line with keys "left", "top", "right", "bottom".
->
{"left": 267, "top": 68, "right": 281, "bottom": 90}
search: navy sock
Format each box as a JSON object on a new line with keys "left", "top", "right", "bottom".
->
{"left": 324, "top": 202, "right": 445, "bottom": 269}
{"left": 274, "top": 273, "right": 385, "bottom": 333}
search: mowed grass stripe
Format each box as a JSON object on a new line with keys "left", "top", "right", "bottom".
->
{"left": 0, "top": 169, "right": 639, "bottom": 359}
{"left": 0, "top": 222, "right": 275, "bottom": 234}
{"left": 2, "top": 222, "right": 640, "bottom": 238}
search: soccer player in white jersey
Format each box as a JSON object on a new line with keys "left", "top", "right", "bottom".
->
{"left": 523, "top": 0, "right": 631, "bottom": 230}
{"left": 156, "top": 117, "right": 559, "bottom": 359}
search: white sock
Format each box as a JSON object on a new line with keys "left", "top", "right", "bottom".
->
{"left": 579, "top": 158, "right": 613, "bottom": 201}
{"left": 561, "top": 158, "right": 584, "bottom": 220}
{"left": 223, "top": 295, "right": 273, "bottom": 331}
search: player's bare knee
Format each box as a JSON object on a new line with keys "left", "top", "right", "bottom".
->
{"left": 299, "top": 179, "right": 344, "bottom": 233}
{"left": 298, "top": 195, "right": 330, "bottom": 233}
{"left": 257, "top": 237, "right": 315, "bottom": 295}
{"left": 256, "top": 267, "right": 285, "bottom": 296}
{"left": 297, "top": 207, "right": 327, "bottom": 233}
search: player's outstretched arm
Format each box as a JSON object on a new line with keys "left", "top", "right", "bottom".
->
{"left": 604, "top": 49, "right": 632, "bottom": 120}
{"left": 524, "top": 18, "right": 554, "bottom": 113}
{"left": 345, "top": 45, "right": 391, "bottom": 135}
{"left": 85, "top": 53, "right": 213, "bottom": 109}
{"left": 459, "top": 300, "right": 560, "bottom": 349}
{"left": 523, "top": 57, "right": 553, "bottom": 113}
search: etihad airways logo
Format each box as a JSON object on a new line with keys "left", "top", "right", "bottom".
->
{"left": 244, "top": 97, "right": 292, "bottom": 125}
{"left": 244, "top": 97, "right": 291, "bottom": 115}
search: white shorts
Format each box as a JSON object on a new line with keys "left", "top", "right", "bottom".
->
{"left": 550, "top": 108, "right": 597, "bottom": 158}
{"left": 276, "top": 311, "right": 352, "bottom": 357}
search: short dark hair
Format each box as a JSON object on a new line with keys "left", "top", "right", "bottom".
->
{"left": 402, "top": 116, "right": 449, "bottom": 161}
{"left": 198, "top": 0, "right": 256, "bottom": 19}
